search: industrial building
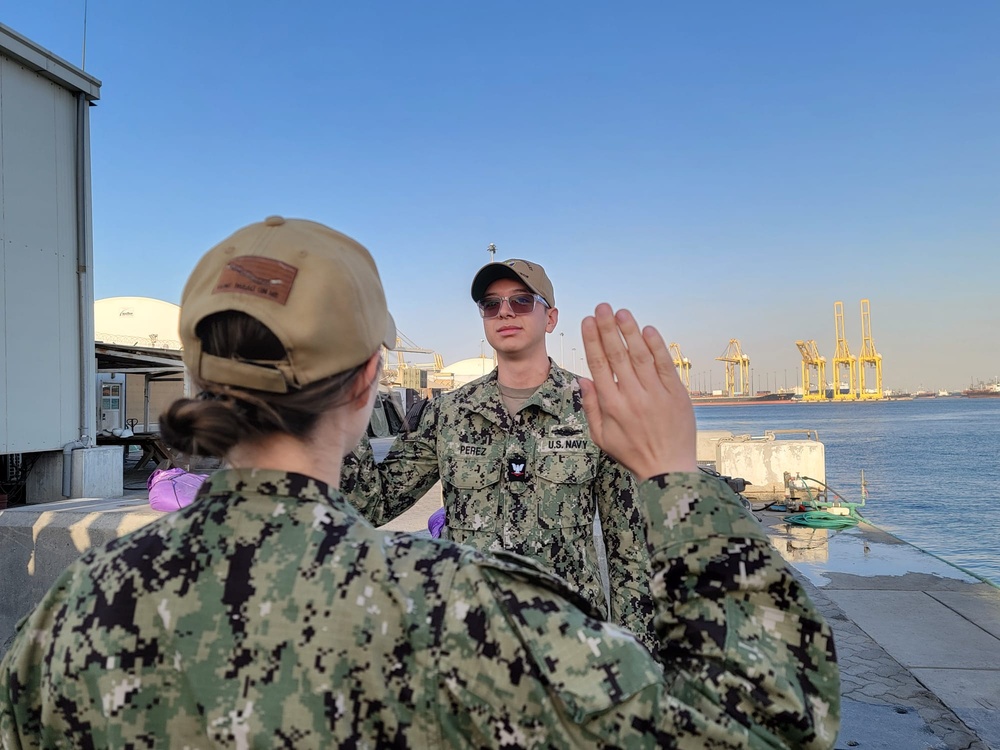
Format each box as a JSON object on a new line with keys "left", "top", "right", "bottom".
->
{"left": 0, "top": 24, "right": 115, "bottom": 503}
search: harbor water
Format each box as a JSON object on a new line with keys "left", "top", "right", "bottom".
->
{"left": 695, "top": 397, "right": 1000, "bottom": 587}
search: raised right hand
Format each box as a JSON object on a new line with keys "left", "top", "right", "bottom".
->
{"left": 578, "top": 304, "right": 697, "bottom": 481}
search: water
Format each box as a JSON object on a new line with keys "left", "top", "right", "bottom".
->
{"left": 694, "top": 398, "right": 1000, "bottom": 587}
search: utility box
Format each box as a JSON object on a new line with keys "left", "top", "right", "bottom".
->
{"left": 717, "top": 432, "right": 825, "bottom": 502}
{"left": 26, "top": 446, "right": 124, "bottom": 503}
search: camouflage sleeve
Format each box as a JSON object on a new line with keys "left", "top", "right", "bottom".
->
{"left": 593, "top": 452, "right": 658, "bottom": 654}
{"left": 340, "top": 403, "right": 441, "bottom": 526}
{"left": 0, "top": 648, "right": 25, "bottom": 750}
{"left": 639, "top": 472, "right": 840, "bottom": 747}
{"left": 438, "top": 472, "right": 839, "bottom": 748}
{"left": 0, "top": 570, "right": 74, "bottom": 750}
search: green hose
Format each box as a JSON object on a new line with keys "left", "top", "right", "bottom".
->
{"left": 784, "top": 511, "right": 860, "bottom": 529}
{"left": 780, "top": 475, "right": 865, "bottom": 528}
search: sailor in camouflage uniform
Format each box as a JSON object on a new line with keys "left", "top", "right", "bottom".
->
{"left": 343, "top": 258, "right": 658, "bottom": 651}
{"left": 0, "top": 217, "right": 839, "bottom": 749}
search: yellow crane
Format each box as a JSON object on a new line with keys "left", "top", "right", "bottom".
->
{"left": 669, "top": 342, "right": 692, "bottom": 391}
{"left": 716, "top": 339, "right": 750, "bottom": 397}
{"left": 795, "top": 339, "right": 828, "bottom": 401}
{"left": 857, "top": 298, "right": 883, "bottom": 400}
{"left": 832, "top": 301, "right": 857, "bottom": 400}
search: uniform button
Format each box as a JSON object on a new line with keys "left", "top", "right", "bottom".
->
{"left": 264, "top": 215, "right": 285, "bottom": 226}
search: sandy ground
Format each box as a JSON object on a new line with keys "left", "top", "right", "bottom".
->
{"left": 368, "top": 437, "right": 442, "bottom": 535}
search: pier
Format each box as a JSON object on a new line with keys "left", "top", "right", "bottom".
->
{"left": 764, "top": 513, "right": 1000, "bottom": 749}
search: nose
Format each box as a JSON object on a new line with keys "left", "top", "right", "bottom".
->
{"left": 497, "top": 297, "right": 516, "bottom": 318}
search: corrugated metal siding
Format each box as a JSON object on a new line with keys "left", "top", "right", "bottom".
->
{"left": 0, "top": 53, "right": 87, "bottom": 452}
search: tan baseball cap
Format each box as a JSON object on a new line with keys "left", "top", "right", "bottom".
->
{"left": 470, "top": 258, "right": 555, "bottom": 308}
{"left": 179, "top": 216, "right": 396, "bottom": 393}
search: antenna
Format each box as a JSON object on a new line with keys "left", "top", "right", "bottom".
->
{"left": 81, "top": 0, "right": 89, "bottom": 70}
{"left": 487, "top": 243, "right": 497, "bottom": 262}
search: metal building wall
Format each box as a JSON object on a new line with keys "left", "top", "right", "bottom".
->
{"left": 0, "top": 25, "right": 101, "bottom": 454}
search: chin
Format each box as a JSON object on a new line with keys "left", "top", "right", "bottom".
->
{"left": 490, "top": 340, "right": 520, "bottom": 354}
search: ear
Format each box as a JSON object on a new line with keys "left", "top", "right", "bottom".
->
{"left": 352, "top": 350, "right": 383, "bottom": 406}
{"left": 545, "top": 306, "right": 558, "bottom": 334}
{"left": 363, "top": 349, "right": 382, "bottom": 381}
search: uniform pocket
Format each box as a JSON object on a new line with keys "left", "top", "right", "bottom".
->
{"left": 443, "top": 457, "right": 502, "bottom": 531}
{"left": 535, "top": 451, "right": 597, "bottom": 529}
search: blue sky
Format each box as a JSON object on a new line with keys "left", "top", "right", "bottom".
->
{"left": 5, "top": 2, "right": 998, "bottom": 391}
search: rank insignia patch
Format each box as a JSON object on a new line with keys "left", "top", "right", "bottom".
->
{"left": 507, "top": 456, "right": 527, "bottom": 481}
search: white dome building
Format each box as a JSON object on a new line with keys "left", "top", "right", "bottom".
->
{"left": 94, "top": 296, "right": 181, "bottom": 349}
{"left": 439, "top": 355, "right": 590, "bottom": 390}
{"left": 94, "top": 297, "right": 184, "bottom": 433}
{"left": 442, "top": 356, "right": 497, "bottom": 388}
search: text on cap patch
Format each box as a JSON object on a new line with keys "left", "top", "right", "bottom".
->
{"left": 214, "top": 256, "right": 298, "bottom": 305}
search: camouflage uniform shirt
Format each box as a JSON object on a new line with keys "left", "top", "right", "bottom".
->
{"left": 0, "top": 469, "right": 839, "bottom": 748}
{"left": 342, "top": 361, "right": 657, "bottom": 650}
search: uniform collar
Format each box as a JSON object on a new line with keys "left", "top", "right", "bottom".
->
{"left": 467, "top": 359, "right": 582, "bottom": 424}
{"left": 199, "top": 468, "right": 364, "bottom": 519}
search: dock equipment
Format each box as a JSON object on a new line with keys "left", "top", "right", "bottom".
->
{"left": 716, "top": 339, "right": 750, "bottom": 397}
{"left": 669, "top": 342, "right": 692, "bottom": 391}
{"left": 857, "top": 299, "right": 884, "bottom": 400}
{"left": 795, "top": 339, "right": 828, "bottom": 402}
{"left": 783, "top": 471, "right": 867, "bottom": 529}
{"left": 832, "top": 301, "right": 858, "bottom": 400}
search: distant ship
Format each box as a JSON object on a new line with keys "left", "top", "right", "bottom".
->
{"left": 963, "top": 382, "right": 1000, "bottom": 398}
{"left": 962, "top": 384, "right": 1000, "bottom": 398}
{"left": 690, "top": 392, "right": 798, "bottom": 407}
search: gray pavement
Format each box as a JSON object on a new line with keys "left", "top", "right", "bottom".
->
{"left": 762, "top": 511, "right": 1000, "bottom": 750}
{"left": 368, "top": 437, "right": 442, "bottom": 535}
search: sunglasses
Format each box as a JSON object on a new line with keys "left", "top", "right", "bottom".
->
{"left": 477, "top": 293, "right": 548, "bottom": 318}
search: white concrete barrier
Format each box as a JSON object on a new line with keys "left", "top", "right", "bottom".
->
{"left": 717, "top": 435, "right": 825, "bottom": 500}
{"left": 696, "top": 430, "right": 733, "bottom": 464}
{"left": 0, "top": 497, "right": 162, "bottom": 656}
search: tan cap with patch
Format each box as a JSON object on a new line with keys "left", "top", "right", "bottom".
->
{"left": 179, "top": 216, "right": 396, "bottom": 393}
{"left": 470, "top": 258, "right": 555, "bottom": 308}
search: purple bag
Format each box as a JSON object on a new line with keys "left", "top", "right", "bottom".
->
{"left": 428, "top": 506, "right": 446, "bottom": 538}
{"left": 147, "top": 467, "right": 209, "bottom": 512}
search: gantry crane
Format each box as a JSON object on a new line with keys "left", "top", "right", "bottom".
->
{"left": 669, "top": 342, "right": 692, "bottom": 391}
{"left": 716, "top": 339, "right": 750, "bottom": 397}
{"left": 383, "top": 332, "right": 446, "bottom": 392}
{"left": 388, "top": 333, "right": 440, "bottom": 365}
{"left": 857, "top": 298, "right": 883, "bottom": 400}
{"left": 832, "top": 301, "right": 857, "bottom": 400}
{"left": 795, "top": 339, "right": 828, "bottom": 401}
